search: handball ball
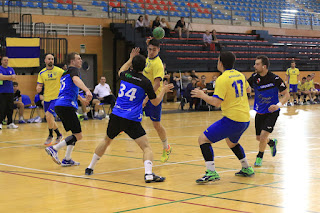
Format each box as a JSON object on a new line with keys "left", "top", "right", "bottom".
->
{"left": 153, "top": 27, "right": 165, "bottom": 40}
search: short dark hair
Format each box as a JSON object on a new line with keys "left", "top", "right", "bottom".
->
{"left": 302, "top": 77, "right": 306, "bottom": 80}
{"left": 148, "top": 39, "right": 160, "bottom": 47}
{"left": 219, "top": 51, "right": 236, "bottom": 70}
{"left": 45, "top": 53, "right": 54, "bottom": 59}
{"left": 132, "top": 54, "right": 146, "bottom": 73}
{"left": 307, "top": 75, "right": 311, "bottom": 78}
{"left": 291, "top": 60, "right": 296, "bottom": 64}
{"left": 13, "top": 82, "right": 18, "bottom": 86}
{"left": 67, "top": 52, "right": 79, "bottom": 64}
{"left": 1, "top": 56, "right": 8, "bottom": 61}
{"left": 256, "top": 55, "right": 270, "bottom": 69}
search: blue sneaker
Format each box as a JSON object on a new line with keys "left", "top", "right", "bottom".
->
{"left": 270, "top": 139, "right": 278, "bottom": 157}
{"left": 19, "top": 120, "right": 26, "bottom": 124}
{"left": 45, "top": 146, "right": 61, "bottom": 165}
{"left": 61, "top": 158, "right": 80, "bottom": 167}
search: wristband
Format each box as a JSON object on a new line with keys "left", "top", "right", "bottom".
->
{"left": 276, "top": 102, "right": 283, "bottom": 108}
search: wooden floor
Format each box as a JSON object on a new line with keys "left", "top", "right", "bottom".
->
{"left": 1, "top": 102, "right": 320, "bottom": 213}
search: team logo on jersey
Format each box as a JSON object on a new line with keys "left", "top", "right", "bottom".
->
{"left": 257, "top": 78, "right": 260, "bottom": 84}
{"left": 125, "top": 73, "right": 132, "bottom": 78}
{"left": 9, "top": 71, "right": 12, "bottom": 74}
{"left": 280, "top": 82, "right": 286, "bottom": 88}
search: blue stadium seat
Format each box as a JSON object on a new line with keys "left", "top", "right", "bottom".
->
{"left": 136, "top": 9, "right": 144, "bottom": 14}
{"left": 159, "top": 10, "right": 167, "bottom": 16}
{"left": 47, "top": 0, "right": 55, "bottom": 2}
{"left": 76, "top": 5, "right": 86, "bottom": 11}
{"left": 151, "top": 10, "right": 158, "bottom": 15}
{"left": 100, "top": 1, "right": 107, "bottom": 7}
{"left": 133, "top": 3, "right": 139, "bottom": 8}
{"left": 47, "top": 3, "right": 56, "bottom": 9}
{"left": 102, "top": 6, "right": 108, "bottom": 12}
{"left": 177, "top": 7, "right": 183, "bottom": 12}
{"left": 66, "top": 4, "right": 73, "bottom": 10}
{"left": 126, "top": 3, "right": 133, "bottom": 8}
{"left": 57, "top": 3, "right": 66, "bottom": 10}
{"left": 26, "top": 2, "right": 36, "bottom": 8}
{"left": 193, "top": 13, "right": 201, "bottom": 18}
{"left": 92, "top": 1, "right": 99, "bottom": 6}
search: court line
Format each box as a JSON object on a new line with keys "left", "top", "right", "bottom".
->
{"left": 0, "top": 170, "right": 251, "bottom": 213}
{"left": 0, "top": 145, "right": 39, "bottom": 149}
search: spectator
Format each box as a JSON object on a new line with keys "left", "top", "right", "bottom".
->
{"left": 211, "top": 29, "right": 220, "bottom": 51}
{"left": 160, "top": 18, "right": 172, "bottom": 37}
{"left": 181, "top": 71, "right": 192, "bottom": 90}
{"left": 62, "top": 64, "right": 68, "bottom": 71}
{"left": 93, "top": 76, "right": 116, "bottom": 110}
{"left": 190, "top": 70, "right": 199, "bottom": 80}
{"left": 0, "top": 56, "right": 18, "bottom": 129}
{"left": 196, "top": 75, "right": 207, "bottom": 90}
{"left": 143, "top": 14, "right": 152, "bottom": 36}
{"left": 185, "top": 78, "right": 200, "bottom": 110}
{"left": 174, "top": 17, "right": 189, "bottom": 39}
{"left": 13, "top": 82, "right": 26, "bottom": 123}
{"left": 210, "top": 75, "right": 217, "bottom": 85}
{"left": 152, "top": 16, "right": 161, "bottom": 29}
{"left": 135, "top": 15, "right": 146, "bottom": 37}
{"left": 203, "top": 30, "right": 212, "bottom": 49}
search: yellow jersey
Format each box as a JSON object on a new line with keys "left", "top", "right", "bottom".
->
{"left": 286, "top": 68, "right": 300, "bottom": 85}
{"left": 37, "top": 66, "right": 65, "bottom": 102}
{"left": 143, "top": 55, "right": 164, "bottom": 95}
{"left": 306, "top": 81, "right": 315, "bottom": 91}
{"left": 213, "top": 69, "right": 250, "bottom": 122}
{"left": 299, "top": 82, "right": 308, "bottom": 91}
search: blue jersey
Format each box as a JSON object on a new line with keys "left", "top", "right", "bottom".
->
{"left": 248, "top": 72, "right": 287, "bottom": 114}
{"left": 55, "top": 67, "right": 80, "bottom": 109}
{"left": 112, "top": 70, "right": 156, "bottom": 122}
{"left": 0, "top": 66, "right": 15, "bottom": 93}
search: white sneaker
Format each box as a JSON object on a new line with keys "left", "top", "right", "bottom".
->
{"left": 7, "top": 123, "right": 18, "bottom": 129}
{"left": 0, "top": 124, "right": 2, "bottom": 130}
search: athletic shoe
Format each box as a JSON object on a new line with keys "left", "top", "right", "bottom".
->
{"left": 85, "top": 168, "right": 94, "bottom": 175}
{"left": 0, "top": 124, "right": 2, "bottom": 130}
{"left": 34, "top": 116, "right": 42, "bottom": 123}
{"left": 94, "top": 115, "right": 103, "bottom": 120}
{"left": 269, "top": 139, "right": 278, "bottom": 157}
{"left": 235, "top": 167, "right": 255, "bottom": 177}
{"left": 196, "top": 170, "right": 220, "bottom": 184}
{"left": 44, "top": 136, "right": 53, "bottom": 146}
{"left": 84, "top": 115, "right": 88, "bottom": 120}
{"left": 53, "top": 135, "right": 63, "bottom": 145}
{"left": 45, "top": 146, "right": 61, "bottom": 165}
{"left": 19, "top": 120, "right": 26, "bottom": 124}
{"left": 254, "top": 157, "right": 263, "bottom": 167}
{"left": 144, "top": 173, "right": 166, "bottom": 183}
{"left": 2, "top": 120, "right": 7, "bottom": 125}
{"left": 294, "top": 100, "right": 297, "bottom": 105}
{"left": 7, "top": 123, "right": 18, "bottom": 129}
{"left": 160, "top": 144, "right": 172, "bottom": 163}
{"left": 61, "top": 158, "right": 80, "bottom": 167}
{"left": 287, "top": 102, "right": 291, "bottom": 106}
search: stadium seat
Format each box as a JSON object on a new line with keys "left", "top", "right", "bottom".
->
{"left": 47, "top": 3, "right": 56, "bottom": 9}
{"left": 76, "top": 5, "right": 86, "bottom": 11}
{"left": 92, "top": 1, "right": 99, "bottom": 6}
{"left": 102, "top": 6, "right": 108, "bottom": 12}
{"left": 57, "top": 3, "right": 67, "bottom": 10}
{"left": 26, "top": 2, "right": 37, "bottom": 8}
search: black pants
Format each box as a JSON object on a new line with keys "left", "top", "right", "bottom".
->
{"left": 101, "top": 95, "right": 116, "bottom": 109}
{"left": 0, "top": 93, "right": 14, "bottom": 124}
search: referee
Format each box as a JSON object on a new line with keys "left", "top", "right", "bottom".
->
{"left": 0, "top": 56, "right": 18, "bottom": 129}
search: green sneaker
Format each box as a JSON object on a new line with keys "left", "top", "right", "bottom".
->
{"left": 2, "top": 120, "right": 7, "bottom": 125}
{"left": 254, "top": 157, "right": 263, "bottom": 167}
{"left": 196, "top": 169, "right": 220, "bottom": 184}
{"left": 235, "top": 167, "right": 255, "bottom": 177}
{"left": 160, "top": 144, "right": 172, "bottom": 163}
{"left": 269, "top": 139, "right": 278, "bottom": 157}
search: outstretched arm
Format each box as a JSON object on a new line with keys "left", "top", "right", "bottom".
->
{"left": 118, "top": 47, "right": 140, "bottom": 76}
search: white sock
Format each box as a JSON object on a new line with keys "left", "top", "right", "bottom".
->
{"left": 19, "top": 116, "right": 24, "bottom": 120}
{"left": 94, "top": 111, "right": 98, "bottom": 116}
{"left": 144, "top": 160, "right": 153, "bottom": 174}
{"left": 88, "top": 153, "right": 101, "bottom": 169}
{"left": 83, "top": 112, "right": 87, "bottom": 116}
{"left": 53, "top": 140, "right": 67, "bottom": 151}
{"left": 162, "top": 139, "right": 168, "bottom": 149}
{"left": 240, "top": 157, "right": 249, "bottom": 168}
{"left": 65, "top": 145, "right": 74, "bottom": 160}
{"left": 205, "top": 161, "right": 215, "bottom": 171}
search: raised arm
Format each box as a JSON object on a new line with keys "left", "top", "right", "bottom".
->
{"left": 118, "top": 47, "right": 140, "bottom": 76}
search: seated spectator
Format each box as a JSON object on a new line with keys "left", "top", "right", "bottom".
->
{"left": 160, "top": 18, "right": 172, "bottom": 37}
{"left": 203, "top": 30, "right": 212, "bottom": 49}
{"left": 13, "top": 82, "right": 26, "bottom": 123}
{"left": 94, "top": 76, "right": 116, "bottom": 110}
{"left": 152, "top": 16, "right": 161, "bottom": 29}
{"left": 181, "top": 71, "right": 192, "bottom": 91}
{"left": 135, "top": 15, "right": 146, "bottom": 37}
{"left": 210, "top": 75, "right": 217, "bottom": 85}
{"left": 143, "top": 14, "right": 152, "bottom": 35}
{"left": 185, "top": 78, "right": 200, "bottom": 110}
{"left": 307, "top": 75, "right": 319, "bottom": 103}
{"left": 174, "top": 17, "right": 189, "bottom": 39}
{"left": 196, "top": 75, "right": 206, "bottom": 90}
{"left": 299, "top": 77, "right": 314, "bottom": 104}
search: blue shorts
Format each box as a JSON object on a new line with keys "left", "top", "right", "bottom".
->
{"left": 144, "top": 100, "right": 162, "bottom": 122}
{"left": 289, "top": 84, "right": 298, "bottom": 93}
{"left": 44, "top": 99, "right": 57, "bottom": 117}
{"left": 204, "top": 117, "right": 250, "bottom": 143}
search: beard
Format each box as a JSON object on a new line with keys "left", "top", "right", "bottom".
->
{"left": 47, "top": 62, "right": 53, "bottom": 67}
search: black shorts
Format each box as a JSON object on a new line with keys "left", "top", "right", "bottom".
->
{"left": 55, "top": 106, "right": 82, "bottom": 134}
{"left": 107, "top": 114, "right": 146, "bottom": 140}
{"left": 255, "top": 110, "right": 280, "bottom": 135}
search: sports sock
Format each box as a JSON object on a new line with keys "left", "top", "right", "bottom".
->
{"left": 231, "top": 144, "right": 249, "bottom": 168}
{"left": 88, "top": 153, "right": 101, "bottom": 169}
{"left": 53, "top": 140, "right": 66, "bottom": 151}
{"left": 205, "top": 161, "right": 215, "bottom": 171}
{"left": 144, "top": 160, "right": 153, "bottom": 174}
{"left": 54, "top": 128, "right": 62, "bottom": 137}
{"left": 200, "top": 143, "right": 214, "bottom": 171}
{"left": 65, "top": 145, "right": 74, "bottom": 160}
{"left": 257, "top": 151, "right": 264, "bottom": 158}
{"left": 94, "top": 111, "right": 99, "bottom": 117}
{"left": 162, "top": 139, "right": 168, "bottom": 149}
{"left": 49, "top": 129, "right": 53, "bottom": 137}
{"left": 267, "top": 139, "right": 275, "bottom": 147}
{"left": 19, "top": 116, "right": 24, "bottom": 120}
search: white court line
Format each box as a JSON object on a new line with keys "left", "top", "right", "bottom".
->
{"left": 0, "top": 138, "right": 44, "bottom": 144}
{"left": 0, "top": 144, "right": 39, "bottom": 149}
